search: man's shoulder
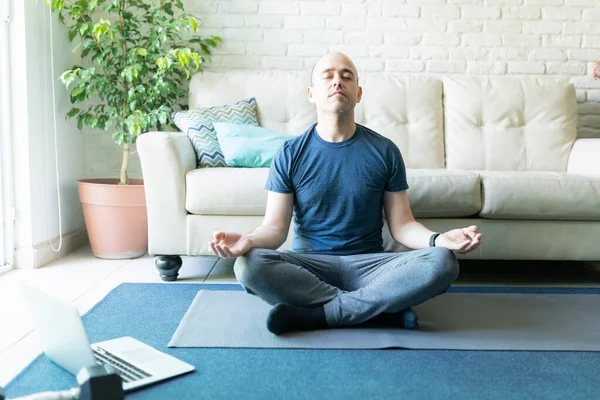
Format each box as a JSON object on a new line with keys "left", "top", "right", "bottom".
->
{"left": 357, "top": 124, "right": 391, "bottom": 143}
{"left": 356, "top": 124, "right": 395, "bottom": 150}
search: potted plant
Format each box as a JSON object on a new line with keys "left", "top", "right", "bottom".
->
{"left": 44, "top": 0, "right": 221, "bottom": 259}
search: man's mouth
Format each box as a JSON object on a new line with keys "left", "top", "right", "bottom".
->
{"left": 329, "top": 91, "right": 346, "bottom": 97}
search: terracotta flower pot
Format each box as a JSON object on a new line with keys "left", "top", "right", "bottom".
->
{"left": 78, "top": 178, "right": 148, "bottom": 259}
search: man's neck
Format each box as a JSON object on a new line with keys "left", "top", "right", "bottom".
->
{"left": 315, "top": 112, "right": 356, "bottom": 143}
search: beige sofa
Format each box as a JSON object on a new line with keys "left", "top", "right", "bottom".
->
{"left": 137, "top": 71, "right": 600, "bottom": 281}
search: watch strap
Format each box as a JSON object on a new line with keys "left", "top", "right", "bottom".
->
{"left": 429, "top": 233, "right": 441, "bottom": 247}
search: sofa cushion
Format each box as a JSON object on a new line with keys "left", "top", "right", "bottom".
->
{"left": 443, "top": 77, "right": 577, "bottom": 172}
{"left": 172, "top": 98, "right": 260, "bottom": 168}
{"left": 188, "top": 71, "right": 444, "bottom": 169}
{"left": 185, "top": 168, "right": 481, "bottom": 218}
{"left": 213, "top": 123, "right": 295, "bottom": 168}
{"left": 479, "top": 171, "right": 600, "bottom": 220}
{"left": 407, "top": 169, "right": 481, "bottom": 218}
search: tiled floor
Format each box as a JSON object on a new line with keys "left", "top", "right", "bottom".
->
{"left": 1, "top": 243, "right": 599, "bottom": 387}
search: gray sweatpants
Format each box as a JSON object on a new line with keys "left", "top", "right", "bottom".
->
{"left": 234, "top": 247, "right": 459, "bottom": 327}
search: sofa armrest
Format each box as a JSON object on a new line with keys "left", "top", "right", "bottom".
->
{"left": 137, "top": 131, "right": 197, "bottom": 256}
{"left": 567, "top": 138, "right": 600, "bottom": 176}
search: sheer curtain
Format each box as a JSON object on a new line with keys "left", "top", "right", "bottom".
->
{"left": 0, "top": 0, "right": 12, "bottom": 272}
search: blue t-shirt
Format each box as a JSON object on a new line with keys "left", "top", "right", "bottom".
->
{"left": 265, "top": 123, "right": 409, "bottom": 256}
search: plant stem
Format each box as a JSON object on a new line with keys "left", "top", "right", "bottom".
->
{"left": 120, "top": 144, "right": 130, "bottom": 185}
{"left": 119, "top": 0, "right": 130, "bottom": 185}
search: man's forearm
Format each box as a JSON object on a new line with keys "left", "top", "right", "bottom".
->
{"left": 393, "top": 220, "right": 437, "bottom": 250}
{"left": 246, "top": 224, "right": 288, "bottom": 250}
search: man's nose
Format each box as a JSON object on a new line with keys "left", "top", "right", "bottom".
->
{"left": 331, "top": 75, "right": 343, "bottom": 87}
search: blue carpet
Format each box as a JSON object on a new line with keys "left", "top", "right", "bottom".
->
{"left": 6, "top": 283, "right": 600, "bottom": 400}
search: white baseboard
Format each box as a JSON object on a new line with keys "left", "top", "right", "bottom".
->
{"left": 0, "top": 263, "right": 13, "bottom": 276}
{"left": 14, "top": 228, "right": 89, "bottom": 269}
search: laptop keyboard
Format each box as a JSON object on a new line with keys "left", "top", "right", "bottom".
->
{"left": 93, "top": 346, "right": 153, "bottom": 383}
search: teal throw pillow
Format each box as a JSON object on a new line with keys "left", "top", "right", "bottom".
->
{"left": 212, "top": 123, "right": 295, "bottom": 168}
{"left": 172, "top": 98, "right": 259, "bottom": 168}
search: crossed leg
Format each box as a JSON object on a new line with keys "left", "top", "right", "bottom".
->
{"left": 234, "top": 247, "right": 459, "bottom": 334}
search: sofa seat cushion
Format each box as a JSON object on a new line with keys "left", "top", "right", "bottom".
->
{"left": 479, "top": 171, "right": 600, "bottom": 220}
{"left": 186, "top": 168, "right": 482, "bottom": 217}
{"left": 406, "top": 169, "right": 481, "bottom": 218}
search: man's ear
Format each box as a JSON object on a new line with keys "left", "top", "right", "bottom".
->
{"left": 307, "top": 86, "right": 315, "bottom": 104}
{"left": 356, "top": 86, "right": 363, "bottom": 104}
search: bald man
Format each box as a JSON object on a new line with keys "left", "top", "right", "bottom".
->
{"left": 208, "top": 53, "right": 482, "bottom": 335}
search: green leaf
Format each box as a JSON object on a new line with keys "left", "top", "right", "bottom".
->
{"left": 87, "top": 116, "right": 99, "bottom": 128}
{"left": 188, "top": 17, "right": 198, "bottom": 32}
{"left": 59, "top": 70, "right": 73, "bottom": 87}
{"left": 156, "top": 57, "right": 168, "bottom": 71}
{"left": 113, "top": 131, "right": 126, "bottom": 146}
{"left": 66, "top": 107, "right": 80, "bottom": 119}
{"left": 71, "top": 87, "right": 84, "bottom": 98}
{"left": 158, "top": 112, "right": 167, "bottom": 125}
{"left": 191, "top": 52, "right": 201, "bottom": 71}
{"left": 71, "top": 5, "right": 83, "bottom": 17}
{"left": 137, "top": 48, "right": 147, "bottom": 57}
{"left": 46, "top": 0, "right": 64, "bottom": 12}
{"left": 68, "top": 26, "right": 78, "bottom": 41}
{"left": 138, "top": 117, "right": 148, "bottom": 130}
{"left": 93, "top": 18, "right": 111, "bottom": 42}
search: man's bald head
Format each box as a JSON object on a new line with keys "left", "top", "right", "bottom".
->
{"left": 310, "top": 52, "right": 359, "bottom": 86}
{"left": 307, "top": 52, "right": 362, "bottom": 116}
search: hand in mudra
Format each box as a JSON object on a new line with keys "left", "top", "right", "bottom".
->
{"left": 436, "top": 225, "right": 482, "bottom": 254}
{"left": 208, "top": 231, "right": 252, "bottom": 259}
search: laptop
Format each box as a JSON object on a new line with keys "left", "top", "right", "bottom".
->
{"left": 20, "top": 282, "right": 195, "bottom": 391}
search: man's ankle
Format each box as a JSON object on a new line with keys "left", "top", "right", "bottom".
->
{"left": 266, "top": 304, "right": 328, "bottom": 335}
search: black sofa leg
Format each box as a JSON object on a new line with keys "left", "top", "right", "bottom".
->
{"left": 155, "top": 255, "right": 183, "bottom": 282}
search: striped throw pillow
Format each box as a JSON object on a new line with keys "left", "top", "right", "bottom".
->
{"left": 172, "top": 98, "right": 260, "bottom": 167}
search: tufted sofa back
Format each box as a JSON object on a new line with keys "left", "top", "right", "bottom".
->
{"left": 443, "top": 77, "right": 577, "bottom": 172}
{"left": 189, "top": 71, "right": 576, "bottom": 171}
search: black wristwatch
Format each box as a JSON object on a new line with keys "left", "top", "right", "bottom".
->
{"left": 429, "top": 233, "right": 441, "bottom": 247}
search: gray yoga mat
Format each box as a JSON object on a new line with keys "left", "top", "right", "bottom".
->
{"left": 168, "top": 290, "right": 600, "bottom": 351}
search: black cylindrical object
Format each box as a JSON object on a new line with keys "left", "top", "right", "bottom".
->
{"left": 77, "top": 365, "right": 124, "bottom": 400}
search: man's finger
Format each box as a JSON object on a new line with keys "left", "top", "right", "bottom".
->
{"left": 455, "top": 240, "right": 471, "bottom": 251}
{"left": 462, "top": 228, "right": 477, "bottom": 240}
{"left": 213, "top": 244, "right": 227, "bottom": 258}
{"left": 462, "top": 239, "right": 481, "bottom": 253}
{"left": 223, "top": 246, "right": 234, "bottom": 258}
{"left": 208, "top": 242, "right": 219, "bottom": 256}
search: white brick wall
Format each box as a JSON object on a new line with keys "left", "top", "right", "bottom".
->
{"left": 86, "top": 0, "right": 600, "bottom": 178}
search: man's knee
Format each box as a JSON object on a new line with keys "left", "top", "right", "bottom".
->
{"left": 234, "top": 248, "right": 278, "bottom": 288}
{"left": 429, "top": 247, "right": 459, "bottom": 285}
